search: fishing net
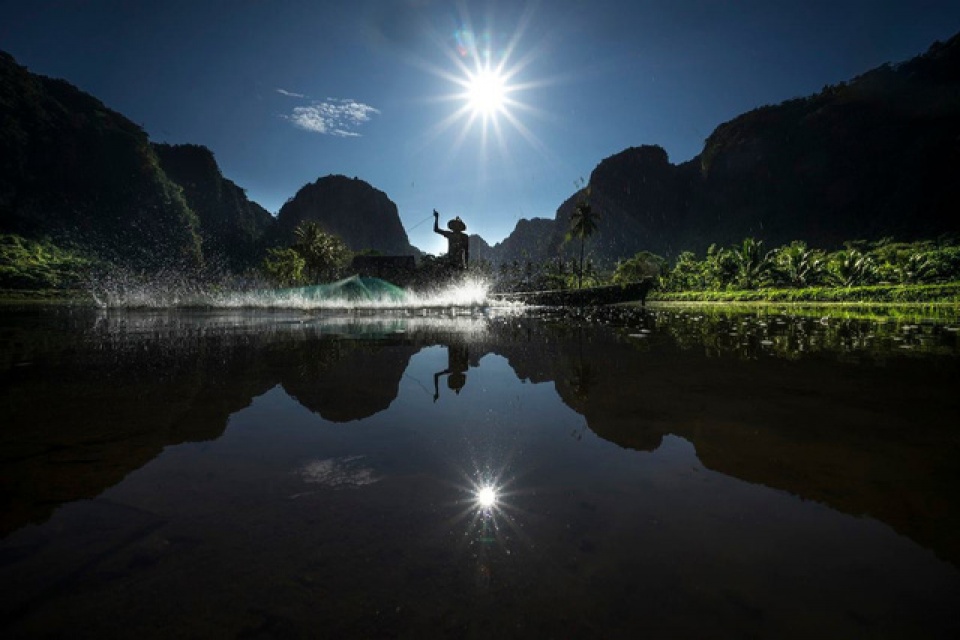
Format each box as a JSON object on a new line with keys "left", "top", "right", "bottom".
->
{"left": 275, "top": 275, "right": 408, "bottom": 304}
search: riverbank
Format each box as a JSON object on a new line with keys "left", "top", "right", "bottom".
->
{"left": 648, "top": 282, "right": 960, "bottom": 304}
{"left": 0, "top": 289, "right": 92, "bottom": 304}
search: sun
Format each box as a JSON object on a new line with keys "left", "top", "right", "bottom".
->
{"left": 466, "top": 67, "right": 506, "bottom": 116}
{"left": 416, "top": 8, "right": 550, "bottom": 157}
{"left": 476, "top": 485, "right": 498, "bottom": 508}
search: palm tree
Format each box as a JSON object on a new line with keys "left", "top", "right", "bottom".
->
{"left": 731, "top": 237, "right": 773, "bottom": 289}
{"left": 827, "top": 249, "right": 878, "bottom": 287}
{"left": 774, "top": 241, "right": 827, "bottom": 288}
{"left": 703, "top": 243, "right": 737, "bottom": 289}
{"left": 293, "top": 221, "right": 350, "bottom": 283}
{"left": 567, "top": 187, "right": 600, "bottom": 289}
{"left": 895, "top": 252, "right": 935, "bottom": 284}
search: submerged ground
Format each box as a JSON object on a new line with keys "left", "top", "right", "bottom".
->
{"left": 1, "top": 302, "right": 958, "bottom": 638}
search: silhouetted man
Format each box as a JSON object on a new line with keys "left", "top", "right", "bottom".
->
{"left": 433, "top": 209, "right": 469, "bottom": 270}
{"left": 433, "top": 341, "right": 470, "bottom": 402}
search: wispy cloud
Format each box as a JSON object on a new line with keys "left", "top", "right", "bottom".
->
{"left": 276, "top": 88, "right": 306, "bottom": 98}
{"left": 284, "top": 99, "right": 381, "bottom": 137}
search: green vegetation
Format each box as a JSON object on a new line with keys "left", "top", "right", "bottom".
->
{"left": 0, "top": 53, "right": 205, "bottom": 271}
{"left": 487, "top": 236, "right": 960, "bottom": 304}
{"left": 611, "top": 251, "right": 666, "bottom": 285}
{"left": 260, "top": 221, "right": 351, "bottom": 286}
{"left": 650, "top": 282, "right": 960, "bottom": 303}
{"left": 643, "top": 237, "right": 960, "bottom": 302}
{"left": 261, "top": 247, "right": 306, "bottom": 287}
{"left": 0, "top": 234, "right": 96, "bottom": 290}
{"left": 566, "top": 183, "right": 600, "bottom": 289}
{"left": 485, "top": 256, "right": 603, "bottom": 292}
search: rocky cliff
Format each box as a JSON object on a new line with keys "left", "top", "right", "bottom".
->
{"left": 487, "top": 31, "right": 960, "bottom": 266}
{"left": 271, "top": 175, "right": 417, "bottom": 256}
{"left": 0, "top": 51, "right": 203, "bottom": 269}
{"left": 154, "top": 143, "right": 274, "bottom": 271}
{"left": 5, "top": 27, "right": 960, "bottom": 278}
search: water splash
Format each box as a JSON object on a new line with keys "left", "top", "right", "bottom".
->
{"left": 92, "top": 273, "right": 509, "bottom": 310}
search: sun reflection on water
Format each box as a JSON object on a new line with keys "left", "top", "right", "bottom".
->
{"left": 449, "top": 468, "right": 530, "bottom": 556}
{"left": 476, "top": 485, "right": 498, "bottom": 509}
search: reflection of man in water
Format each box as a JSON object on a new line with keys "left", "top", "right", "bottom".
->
{"left": 433, "top": 209, "right": 469, "bottom": 270}
{"left": 434, "top": 341, "right": 470, "bottom": 402}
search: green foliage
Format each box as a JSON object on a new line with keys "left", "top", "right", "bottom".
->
{"left": 703, "top": 243, "right": 738, "bottom": 289}
{"left": 730, "top": 237, "right": 775, "bottom": 289}
{"left": 925, "top": 245, "right": 960, "bottom": 281}
{"left": 539, "top": 256, "right": 574, "bottom": 290}
{"left": 482, "top": 235, "right": 960, "bottom": 304}
{"left": 491, "top": 255, "right": 608, "bottom": 293}
{"left": 0, "top": 54, "right": 204, "bottom": 270}
{"left": 566, "top": 182, "right": 601, "bottom": 289}
{"left": 567, "top": 198, "right": 600, "bottom": 243}
{"left": 650, "top": 282, "right": 960, "bottom": 304}
{"left": 612, "top": 251, "right": 666, "bottom": 285}
{"left": 663, "top": 251, "right": 706, "bottom": 291}
{"left": 771, "top": 241, "right": 827, "bottom": 288}
{"left": 642, "top": 236, "right": 960, "bottom": 301}
{"left": 895, "top": 252, "right": 936, "bottom": 284}
{"left": 827, "top": 249, "right": 878, "bottom": 287}
{"left": 260, "top": 222, "right": 351, "bottom": 286}
{"left": 0, "top": 234, "right": 95, "bottom": 289}
{"left": 262, "top": 247, "right": 306, "bottom": 287}
{"left": 292, "top": 221, "right": 351, "bottom": 283}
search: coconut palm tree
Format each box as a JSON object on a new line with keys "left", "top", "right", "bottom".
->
{"left": 293, "top": 221, "right": 350, "bottom": 283}
{"left": 567, "top": 187, "right": 600, "bottom": 289}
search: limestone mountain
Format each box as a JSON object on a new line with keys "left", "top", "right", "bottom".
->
{"left": 0, "top": 51, "right": 203, "bottom": 269}
{"left": 271, "top": 175, "right": 417, "bottom": 256}
{"left": 488, "top": 31, "right": 960, "bottom": 266}
{"left": 153, "top": 143, "right": 274, "bottom": 271}
{"left": 486, "top": 217, "right": 558, "bottom": 265}
{"left": 468, "top": 234, "right": 495, "bottom": 264}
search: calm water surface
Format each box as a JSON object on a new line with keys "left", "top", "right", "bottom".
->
{"left": 1, "top": 304, "right": 959, "bottom": 638}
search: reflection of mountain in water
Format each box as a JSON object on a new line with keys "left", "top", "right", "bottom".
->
{"left": 280, "top": 338, "right": 419, "bottom": 422}
{"left": 482, "top": 312, "right": 960, "bottom": 566}
{"left": 2, "top": 308, "right": 958, "bottom": 568}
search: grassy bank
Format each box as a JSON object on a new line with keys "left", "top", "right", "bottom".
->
{"left": 0, "top": 288, "right": 92, "bottom": 304}
{"left": 649, "top": 282, "right": 960, "bottom": 304}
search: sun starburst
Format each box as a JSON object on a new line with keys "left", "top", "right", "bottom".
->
{"left": 476, "top": 485, "right": 498, "bottom": 508}
{"left": 415, "top": 4, "right": 551, "bottom": 160}
{"left": 465, "top": 66, "right": 507, "bottom": 116}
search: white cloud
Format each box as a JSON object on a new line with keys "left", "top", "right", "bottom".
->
{"left": 284, "top": 99, "right": 381, "bottom": 137}
{"left": 276, "top": 88, "right": 306, "bottom": 98}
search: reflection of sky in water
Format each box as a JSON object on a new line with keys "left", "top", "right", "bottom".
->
{"left": 2, "top": 308, "right": 959, "bottom": 637}
{"left": 23, "top": 344, "right": 948, "bottom": 636}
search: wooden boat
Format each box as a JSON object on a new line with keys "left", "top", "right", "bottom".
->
{"left": 489, "top": 279, "right": 654, "bottom": 307}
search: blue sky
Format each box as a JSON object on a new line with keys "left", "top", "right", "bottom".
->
{"left": 2, "top": 1, "right": 959, "bottom": 253}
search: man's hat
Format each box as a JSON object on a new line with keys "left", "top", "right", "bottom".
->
{"left": 448, "top": 217, "right": 466, "bottom": 232}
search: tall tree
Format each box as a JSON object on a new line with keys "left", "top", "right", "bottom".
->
{"left": 566, "top": 185, "right": 600, "bottom": 289}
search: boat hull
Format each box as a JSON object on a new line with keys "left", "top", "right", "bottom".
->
{"left": 490, "top": 280, "right": 654, "bottom": 306}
